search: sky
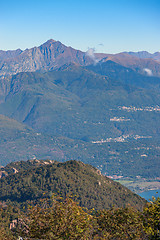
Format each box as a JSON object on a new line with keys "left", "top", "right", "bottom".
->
{"left": 0, "top": 0, "right": 160, "bottom": 53}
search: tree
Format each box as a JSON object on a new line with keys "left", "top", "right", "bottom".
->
{"left": 143, "top": 197, "right": 160, "bottom": 239}
{"left": 95, "top": 206, "right": 147, "bottom": 239}
{"left": 0, "top": 205, "right": 17, "bottom": 240}
{"left": 25, "top": 196, "right": 94, "bottom": 239}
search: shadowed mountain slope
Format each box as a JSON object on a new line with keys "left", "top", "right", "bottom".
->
{"left": 95, "top": 52, "right": 160, "bottom": 77}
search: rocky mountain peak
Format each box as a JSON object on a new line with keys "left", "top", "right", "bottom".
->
{"left": 40, "top": 39, "right": 57, "bottom": 47}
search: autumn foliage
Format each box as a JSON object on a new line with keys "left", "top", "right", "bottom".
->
{"left": 0, "top": 197, "right": 160, "bottom": 240}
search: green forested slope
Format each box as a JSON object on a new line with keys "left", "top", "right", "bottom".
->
{"left": 0, "top": 160, "right": 146, "bottom": 211}
{"left": 0, "top": 62, "right": 160, "bottom": 178}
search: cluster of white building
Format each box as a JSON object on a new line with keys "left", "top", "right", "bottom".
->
{"left": 118, "top": 105, "right": 160, "bottom": 112}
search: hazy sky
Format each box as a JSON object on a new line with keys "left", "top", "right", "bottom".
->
{"left": 1, "top": 0, "right": 160, "bottom": 53}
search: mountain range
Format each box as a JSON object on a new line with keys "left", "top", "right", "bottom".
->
{"left": 0, "top": 39, "right": 160, "bottom": 78}
{"left": 0, "top": 39, "right": 160, "bottom": 180}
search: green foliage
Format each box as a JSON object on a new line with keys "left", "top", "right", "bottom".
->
{"left": 143, "top": 197, "right": 160, "bottom": 239}
{"left": 1, "top": 196, "right": 160, "bottom": 240}
{"left": 0, "top": 204, "right": 19, "bottom": 240}
{"left": 0, "top": 160, "right": 146, "bottom": 211}
{"left": 0, "top": 227, "right": 15, "bottom": 240}
{"left": 95, "top": 207, "right": 147, "bottom": 239}
{"left": 25, "top": 197, "right": 94, "bottom": 240}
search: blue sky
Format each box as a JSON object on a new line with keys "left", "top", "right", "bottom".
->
{"left": 0, "top": 0, "right": 160, "bottom": 53}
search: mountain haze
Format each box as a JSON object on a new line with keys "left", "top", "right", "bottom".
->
{"left": 124, "top": 51, "right": 160, "bottom": 61}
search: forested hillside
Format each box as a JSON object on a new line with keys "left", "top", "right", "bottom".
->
{"left": 0, "top": 160, "right": 146, "bottom": 211}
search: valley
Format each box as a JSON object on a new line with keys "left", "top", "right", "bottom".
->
{"left": 117, "top": 179, "right": 160, "bottom": 193}
{"left": 0, "top": 39, "right": 159, "bottom": 183}
{"left": 1, "top": 2, "right": 160, "bottom": 239}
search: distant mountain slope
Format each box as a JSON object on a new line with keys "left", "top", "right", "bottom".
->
{"left": 0, "top": 39, "right": 93, "bottom": 78}
{"left": 0, "top": 39, "right": 160, "bottom": 79}
{"left": 0, "top": 63, "right": 160, "bottom": 178}
{"left": 95, "top": 53, "right": 160, "bottom": 77}
{"left": 124, "top": 51, "right": 160, "bottom": 62}
{"left": 0, "top": 113, "right": 107, "bottom": 169}
{"left": 0, "top": 48, "right": 22, "bottom": 60}
{"left": 87, "top": 60, "right": 160, "bottom": 89}
{"left": 0, "top": 160, "right": 146, "bottom": 210}
{"left": 0, "top": 114, "right": 71, "bottom": 166}
{"left": 0, "top": 63, "right": 160, "bottom": 140}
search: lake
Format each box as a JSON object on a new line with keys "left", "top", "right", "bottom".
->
{"left": 138, "top": 189, "right": 160, "bottom": 201}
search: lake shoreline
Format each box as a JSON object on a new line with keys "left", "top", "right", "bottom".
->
{"left": 138, "top": 189, "right": 160, "bottom": 201}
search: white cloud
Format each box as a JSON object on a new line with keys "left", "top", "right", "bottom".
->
{"left": 143, "top": 68, "right": 153, "bottom": 76}
{"left": 86, "top": 48, "right": 99, "bottom": 64}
